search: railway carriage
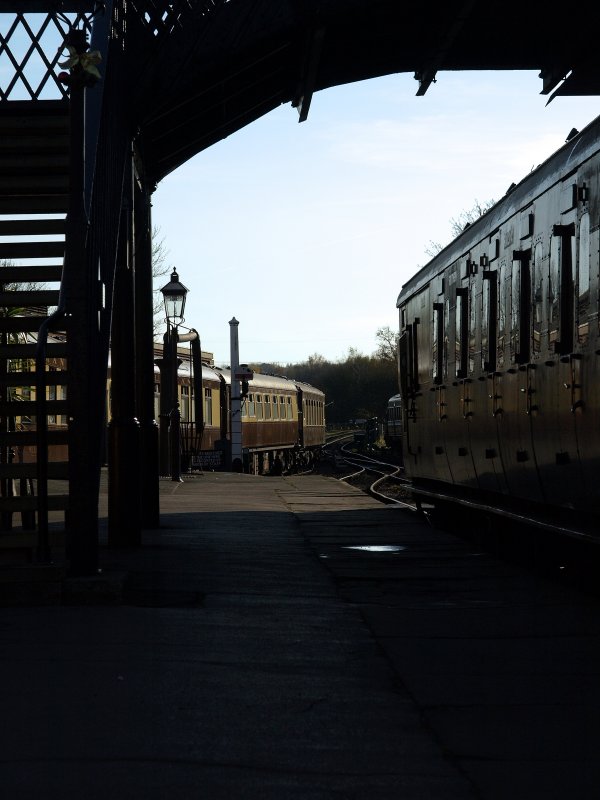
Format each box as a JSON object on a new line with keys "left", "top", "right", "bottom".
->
{"left": 397, "top": 115, "right": 600, "bottom": 538}
{"left": 150, "top": 362, "right": 325, "bottom": 474}
{"left": 102, "top": 355, "right": 326, "bottom": 475}
{"left": 215, "top": 368, "right": 325, "bottom": 473}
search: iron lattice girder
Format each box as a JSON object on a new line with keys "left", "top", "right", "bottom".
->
{"left": 0, "top": 2, "right": 96, "bottom": 10}
{"left": 134, "top": 0, "right": 600, "bottom": 186}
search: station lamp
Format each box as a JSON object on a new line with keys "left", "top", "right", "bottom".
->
{"left": 158, "top": 268, "right": 189, "bottom": 481}
{"left": 160, "top": 268, "right": 188, "bottom": 327}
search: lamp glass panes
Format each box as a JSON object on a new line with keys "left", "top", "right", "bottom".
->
{"left": 161, "top": 269, "right": 188, "bottom": 324}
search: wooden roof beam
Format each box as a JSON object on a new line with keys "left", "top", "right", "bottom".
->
{"left": 293, "top": 26, "right": 325, "bottom": 123}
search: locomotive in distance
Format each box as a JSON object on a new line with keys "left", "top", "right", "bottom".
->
{"left": 396, "top": 114, "right": 600, "bottom": 539}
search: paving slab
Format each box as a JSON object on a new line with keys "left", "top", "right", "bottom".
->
{"left": 0, "top": 472, "right": 473, "bottom": 800}
{"left": 1, "top": 470, "right": 598, "bottom": 798}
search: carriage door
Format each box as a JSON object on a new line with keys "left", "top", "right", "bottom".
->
{"left": 398, "top": 327, "right": 413, "bottom": 438}
{"left": 398, "top": 312, "right": 420, "bottom": 472}
{"left": 476, "top": 264, "right": 506, "bottom": 492}
{"left": 431, "top": 298, "right": 453, "bottom": 483}
{"left": 576, "top": 210, "right": 600, "bottom": 507}
{"left": 501, "top": 247, "right": 544, "bottom": 501}
{"left": 551, "top": 220, "right": 586, "bottom": 506}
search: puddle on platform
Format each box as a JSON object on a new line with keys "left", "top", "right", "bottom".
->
{"left": 342, "top": 545, "right": 407, "bottom": 553}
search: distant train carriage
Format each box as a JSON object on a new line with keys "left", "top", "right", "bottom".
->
{"left": 16, "top": 340, "right": 324, "bottom": 474}
{"left": 151, "top": 362, "right": 325, "bottom": 475}
{"left": 384, "top": 393, "right": 403, "bottom": 460}
{"left": 215, "top": 368, "right": 325, "bottom": 474}
{"left": 397, "top": 115, "right": 600, "bottom": 539}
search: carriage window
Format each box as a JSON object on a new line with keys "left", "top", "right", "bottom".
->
{"left": 455, "top": 288, "right": 468, "bottom": 378}
{"left": 398, "top": 332, "right": 410, "bottom": 399}
{"left": 549, "top": 236, "right": 560, "bottom": 349}
{"left": 287, "top": 396, "right": 292, "bottom": 420}
{"left": 204, "top": 388, "right": 212, "bottom": 425}
{"left": 48, "top": 384, "right": 56, "bottom": 424}
{"left": 181, "top": 385, "right": 190, "bottom": 421}
{"left": 510, "top": 251, "right": 531, "bottom": 364}
{"left": 431, "top": 303, "right": 444, "bottom": 383}
{"left": 532, "top": 242, "right": 544, "bottom": 353}
{"left": 482, "top": 271, "right": 497, "bottom": 372}
{"left": 578, "top": 212, "right": 590, "bottom": 344}
{"left": 272, "top": 396, "right": 278, "bottom": 419}
{"left": 256, "top": 394, "right": 263, "bottom": 420}
{"left": 444, "top": 295, "right": 450, "bottom": 378}
{"left": 432, "top": 303, "right": 443, "bottom": 384}
{"left": 550, "top": 223, "right": 575, "bottom": 354}
{"left": 399, "top": 319, "right": 419, "bottom": 396}
{"left": 469, "top": 281, "right": 476, "bottom": 374}
{"left": 247, "top": 393, "right": 255, "bottom": 417}
{"left": 411, "top": 319, "right": 420, "bottom": 390}
{"left": 265, "top": 395, "right": 271, "bottom": 419}
{"left": 510, "top": 259, "right": 520, "bottom": 361}
{"left": 497, "top": 261, "right": 507, "bottom": 368}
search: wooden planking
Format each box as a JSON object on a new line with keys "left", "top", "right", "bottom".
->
{"left": 1, "top": 372, "right": 68, "bottom": 387}
{"left": 0, "top": 175, "right": 69, "bottom": 194}
{"left": 0, "top": 242, "right": 64, "bottom": 260}
{"left": 0, "top": 96, "right": 72, "bottom": 533}
{"left": 0, "top": 399, "right": 68, "bottom": 416}
{"left": 0, "top": 290, "right": 60, "bottom": 306}
{"left": 0, "top": 462, "right": 68, "bottom": 479}
{"left": 0, "top": 430, "right": 67, "bottom": 446}
{"left": 0, "top": 101, "right": 69, "bottom": 132}
{"left": 0, "top": 196, "right": 69, "bottom": 215}
{"left": 0, "top": 154, "right": 69, "bottom": 173}
{"left": 0, "top": 220, "right": 65, "bottom": 236}
{"left": 0, "top": 342, "right": 67, "bottom": 358}
{"left": 0, "top": 316, "right": 64, "bottom": 333}
{"left": 0, "top": 266, "right": 63, "bottom": 284}
{"left": 0, "top": 495, "right": 68, "bottom": 512}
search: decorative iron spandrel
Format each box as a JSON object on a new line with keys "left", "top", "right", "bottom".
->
{"left": 0, "top": 12, "right": 94, "bottom": 100}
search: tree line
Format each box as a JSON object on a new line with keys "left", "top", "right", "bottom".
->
{"left": 251, "top": 326, "right": 400, "bottom": 427}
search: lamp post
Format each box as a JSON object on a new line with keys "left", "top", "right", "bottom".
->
{"left": 155, "top": 268, "right": 188, "bottom": 480}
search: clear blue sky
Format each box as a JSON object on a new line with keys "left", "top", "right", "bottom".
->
{"left": 152, "top": 70, "right": 600, "bottom": 366}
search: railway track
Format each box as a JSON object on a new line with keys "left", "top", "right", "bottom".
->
{"left": 321, "top": 435, "right": 600, "bottom": 595}
{"left": 322, "top": 438, "right": 417, "bottom": 510}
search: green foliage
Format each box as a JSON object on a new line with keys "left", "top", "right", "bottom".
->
{"left": 282, "top": 343, "right": 399, "bottom": 426}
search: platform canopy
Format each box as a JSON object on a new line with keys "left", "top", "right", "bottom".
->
{"left": 130, "top": 0, "right": 600, "bottom": 184}
{"left": 4, "top": 1, "right": 600, "bottom": 186}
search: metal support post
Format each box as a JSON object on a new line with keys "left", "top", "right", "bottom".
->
{"left": 169, "top": 404, "right": 183, "bottom": 482}
{"left": 229, "top": 317, "right": 243, "bottom": 472}
{"left": 107, "top": 154, "right": 141, "bottom": 547}
{"left": 133, "top": 175, "right": 160, "bottom": 526}
{"left": 155, "top": 323, "right": 182, "bottom": 477}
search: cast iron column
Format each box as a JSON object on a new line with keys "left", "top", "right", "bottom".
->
{"left": 133, "top": 174, "right": 160, "bottom": 526}
{"left": 107, "top": 154, "right": 141, "bottom": 546}
{"left": 155, "top": 323, "right": 181, "bottom": 477}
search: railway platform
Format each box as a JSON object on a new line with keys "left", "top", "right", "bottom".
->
{"left": 1, "top": 471, "right": 599, "bottom": 799}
